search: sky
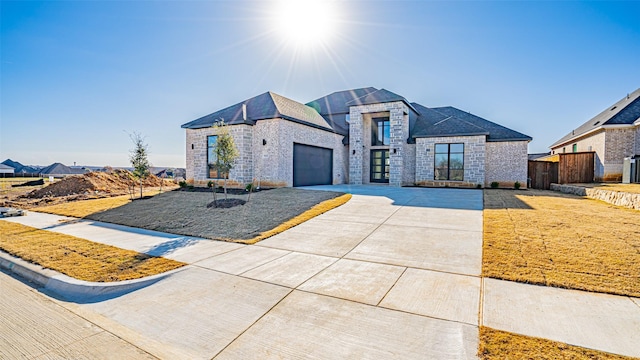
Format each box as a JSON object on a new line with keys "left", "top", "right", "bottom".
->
{"left": 1, "top": 0, "right": 639, "bottom": 168}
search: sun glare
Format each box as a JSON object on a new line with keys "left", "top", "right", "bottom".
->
{"left": 273, "top": 0, "right": 337, "bottom": 50}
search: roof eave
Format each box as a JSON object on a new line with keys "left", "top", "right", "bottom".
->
{"left": 487, "top": 137, "right": 532, "bottom": 142}
{"left": 550, "top": 123, "right": 636, "bottom": 149}
{"left": 279, "top": 115, "right": 338, "bottom": 134}
{"left": 412, "top": 131, "right": 490, "bottom": 139}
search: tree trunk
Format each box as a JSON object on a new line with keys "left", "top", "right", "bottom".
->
{"left": 139, "top": 178, "right": 143, "bottom": 199}
{"left": 224, "top": 176, "right": 228, "bottom": 200}
{"left": 212, "top": 180, "right": 217, "bottom": 208}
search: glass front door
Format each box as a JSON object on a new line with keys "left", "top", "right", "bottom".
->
{"left": 370, "top": 150, "right": 390, "bottom": 183}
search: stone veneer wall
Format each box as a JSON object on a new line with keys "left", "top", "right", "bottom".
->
{"left": 635, "top": 127, "right": 640, "bottom": 154}
{"left": 551, "top": 184, "right": 640, "bottom": 210}
{"left": 348, "top": 101, "right": 410, "bottom": 186}
{"left": 403, "top": 144, "right": 416, "bottom": 185}
{"left": 415, "top": 135, "right": 486, "bottom": 187}
{"left": 186, "top": 119, "right": 346, "bottom": 187}
{"left": 485, "top": 141, "right": 528, "bottom": 187}
{"left": 185, "top": 124, "right": 253, "bottom": 186}
{"left": 603, "top": 128, "right": 637, "bottom": 182}
{"left": 253, "top": 119, "right": 347, "bottom": 187}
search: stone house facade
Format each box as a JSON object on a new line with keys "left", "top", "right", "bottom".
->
{"left": 182, "top": 87, "right": 531, "bottom": 188}
{"left": 550, "top": 88, "right": 640, "bottom": 182}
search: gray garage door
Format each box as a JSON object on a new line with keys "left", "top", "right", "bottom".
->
{"left": 293, "top": 143, "right": 333, "bottom": 187}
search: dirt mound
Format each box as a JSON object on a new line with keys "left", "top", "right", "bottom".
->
{"left": 26, "top": 170, "right": 169, "bottom": 198}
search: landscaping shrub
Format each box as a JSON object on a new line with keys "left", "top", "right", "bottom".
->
{"left": 490, "top": 182, "right": 499, "bottom": 188}
{"left": 514, "top": 181, "right": 521, "bottom": 190}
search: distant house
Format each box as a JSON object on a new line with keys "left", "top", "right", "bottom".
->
{"left": 0, "top": 164, "right": 15, "bottom": 176}
{"left": 1, "top": 159, "right": 39, "bottom": 174}
{"left": 39, "top": 163, "right": 86, "bottom": 177}
{"left": 181, "top": 87, "right": 532, "bottom": 188}
{"left": 550, "top": 88, "right": 640, "bottom": 182}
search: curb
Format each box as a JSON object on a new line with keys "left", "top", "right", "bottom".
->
{"left": 0, "top": 251, "right": 182, "bottom": 302}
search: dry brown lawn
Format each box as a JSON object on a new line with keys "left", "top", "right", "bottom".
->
{"left": 483, "top": 189, "right": 640, "bottom": 297}
{"left": 479, "top": 327, "right": 636, "bottom": 360}
{"left": 0, "top": 221, "right": 185, "bottom": 282}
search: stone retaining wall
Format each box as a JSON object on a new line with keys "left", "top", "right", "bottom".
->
{"left": 550, "top": 184, "right": 640, "bottom": 210}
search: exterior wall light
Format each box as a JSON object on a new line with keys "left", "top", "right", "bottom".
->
{"left": 262, "top": 139, "right": 267, "bottom": 145}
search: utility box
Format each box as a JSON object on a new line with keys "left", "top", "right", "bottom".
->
{"left": 623, "top": 158, "right": 631, "bottom": 183}
{"left": 632, "top": 156, "right": 638, "bottom": 183}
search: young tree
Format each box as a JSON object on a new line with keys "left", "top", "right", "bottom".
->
{"left": 129, "top": 132, "right": 151, "bottom": 199}
{"left": 210, "top": 120, "right": 239, "bottom": 200}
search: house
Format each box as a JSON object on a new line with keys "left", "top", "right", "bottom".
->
{"left": 1, "top": 159, "right": 39, "bottom": 174}
{"left": 181, "top": 88, "right": 531, "bottom": 188}
{"left": 0, "top": 164, "right": 15, "bottom": 176}
{"left": 39, "top": 163, "right": 86, "bottom": 177}
{"left": 550, "top": 88, "right": 640, "bottom": 182}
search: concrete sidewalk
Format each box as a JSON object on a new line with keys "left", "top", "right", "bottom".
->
{"left": 2, "top": 185, "right": 639, "bottom": 358}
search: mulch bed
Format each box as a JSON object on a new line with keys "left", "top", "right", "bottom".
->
{"left": 86, "top": 188, "right": 344, "bottom": 240}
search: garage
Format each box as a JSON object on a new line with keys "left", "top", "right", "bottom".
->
{"left": 293, "top": 143, "right": 333, "bottom": 187}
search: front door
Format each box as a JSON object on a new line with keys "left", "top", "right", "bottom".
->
{"left": 370, "top": 150, "right": 390, "bottom": 183}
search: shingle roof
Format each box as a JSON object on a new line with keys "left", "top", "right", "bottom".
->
{"left": 1, "top": 159, "right": 38, "bottom": 173}
{"left": 307, "top": 87, "right": 378, "bottom": 116}
{"left": 411, "top": 103, "right": 489, "bottom": 139}
{"left": 346, "top": 88, "right": 419, "bottom": 114}
{"left": 39, "top": 163, "right": 85, "bottom": 175}
{"left": 306, "top": 88, "right": 378, "bottom": 140}
{"left": 182, "top": 88, "right": 532, "bottom": 144}
{"left": 550, "top": 88, "right": 640, "bottom": 148}
{"left": 428, "top": 106, "right": 532, "bottom": 142}
{"left": 181, "top": 92, "right": 333, "bottom": 131}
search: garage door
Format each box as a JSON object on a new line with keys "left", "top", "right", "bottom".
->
{"left": 293, "top": 143, "right": 333, "bottom": 187}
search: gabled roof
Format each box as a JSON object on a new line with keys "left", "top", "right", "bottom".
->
{"left": 551, "top": 88, "right": 640, "bottom": 148}
{"left": 181, "top": 92, "right": 333, "bottom": 132}
{"left": 1, "top": 159, "right": 39, "bottom": 173}
{"left": 411, "top": 103, "right": 489, "bottom": 139}
{"left": 307, "top": 87, "right": 378, "bottom": 115}
{"left": 429, "top": 106, "right": 532, "bottom": 142}
{"left": 39, "top": 163, "right": 85, "bottom": 175}
{"left": 346, "top": 88, "right": 419, "bottom": 114}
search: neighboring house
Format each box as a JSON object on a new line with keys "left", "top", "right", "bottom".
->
{"left": 0, "top": 164, "right": 15, "bottom": 176}
{"left": 39, "top": 163, "right": 86, "bottom": 177}
{"left": 1, "top": 159, "right": 39, "bottom": 174}
{"left": 181, "top": 87, "right": 531, "bottom": 188}
{"left": 550, "top": 88, "right": 640, "bottom": 182}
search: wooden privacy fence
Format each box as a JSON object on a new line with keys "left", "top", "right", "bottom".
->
{"left": 528, "top": 152, "right": 595, "bottom": 189}
{"left": 558, "top": 152, "right": 595, "bottom": 184}
{"left": 528, "top": 161, "right": 558, "bottom": 189}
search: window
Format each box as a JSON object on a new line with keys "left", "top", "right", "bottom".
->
{"left": 572, "top": 144, "right": 578, "bottom": 153}
{"left": 207, "top": 135, "right": 221, "bottom": 179}
{"left": 345, "top": 114, "right": 350, "bottom": 123}
{"left": 371, "top": 117, "right": 390, "bottom": 146}
{"left": 434, "top": 143, "right": 464, "bottom": 181}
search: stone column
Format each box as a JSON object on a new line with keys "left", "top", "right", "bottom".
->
{"left": 349, "top": 109, "right": 364, "bottom": 184}
{"left": 389, "top": 105, "right": 406, "bottom": 187}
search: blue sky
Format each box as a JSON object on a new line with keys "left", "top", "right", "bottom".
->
{"left": 2, "top": 0, "right": 639, "bottom": 168}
